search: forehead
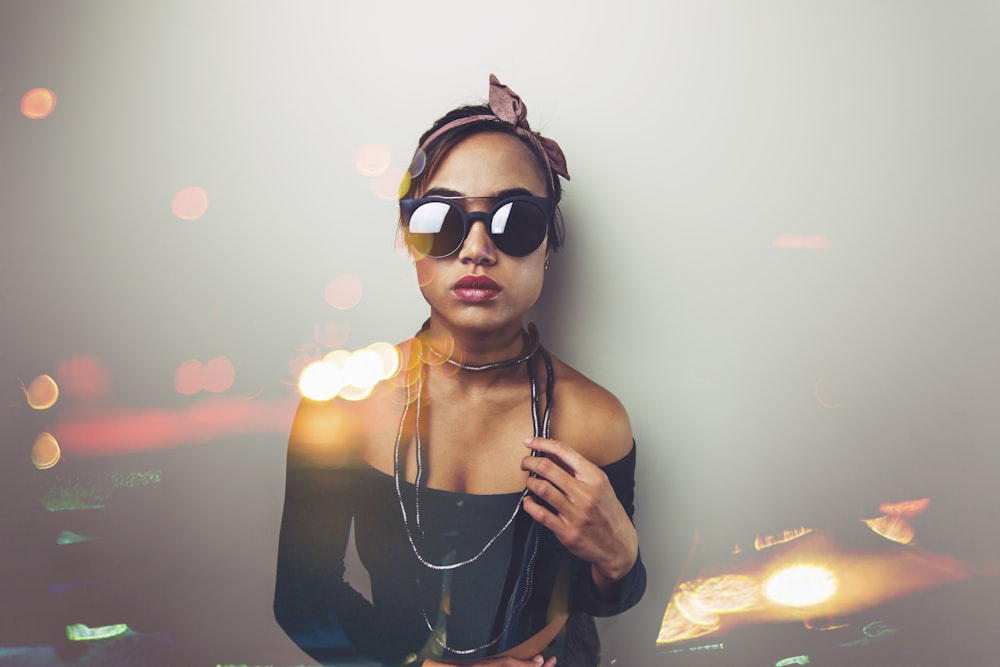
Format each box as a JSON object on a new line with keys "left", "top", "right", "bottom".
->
{"left": 423, "top": 131, "right": 548, "bottom": 197}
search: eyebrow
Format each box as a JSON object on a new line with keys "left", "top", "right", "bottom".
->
{"left": 420, "top": 187, "right": 538, "bottom": 199}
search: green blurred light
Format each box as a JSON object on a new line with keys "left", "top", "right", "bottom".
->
{"left": 65, "top": 623, "right": 130, "bottom": 641}
{"left": 776, "top": 656, "right": 810, "bottom": 667}
{"left": 56, "top": 530, "right": 96, "bottom": 545}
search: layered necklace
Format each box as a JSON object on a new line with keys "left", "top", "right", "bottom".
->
{"left": 392, "top": 323, "right": 554, "bottom": 655}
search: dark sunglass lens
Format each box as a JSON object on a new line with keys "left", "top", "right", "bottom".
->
{"left": 490, "top": 201, "right": 548, "bottom": 257}
{"left": 408, "top": 201, "right": 465, "bottom": 257}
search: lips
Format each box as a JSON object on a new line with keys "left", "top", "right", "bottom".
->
{"left": 453, "top": 275, "right": 502, "bottom": 302}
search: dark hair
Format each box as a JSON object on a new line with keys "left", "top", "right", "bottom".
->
{"left": 399, "top": 104, "right": 566, "bottom": 252}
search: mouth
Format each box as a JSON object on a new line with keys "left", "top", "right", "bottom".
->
{"left": 453, "top": 275, "right": 502, "bottom": 302}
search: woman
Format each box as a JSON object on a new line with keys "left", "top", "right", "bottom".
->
{"left": 274, "top": 75, "right": 645, "bottom": 667}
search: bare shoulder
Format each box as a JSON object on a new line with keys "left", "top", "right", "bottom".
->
{"left": 286, "top": 338, "right": 415, "bottom": 468}
{"left": 548, "top": 354, "right": 633, "bottom": 467}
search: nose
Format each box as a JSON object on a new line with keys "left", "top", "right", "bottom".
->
{"left": 457, "top": 218, "right": 497, "bottom": 265}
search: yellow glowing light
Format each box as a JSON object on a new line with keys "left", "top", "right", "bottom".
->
{"left": 323, "top": 348, "right": 352, "bottom": 367}
{"left": 397, "top": 170, "right": 412, "bottom": 199}
{"left": 324, "top": 275, "right": 364, "bottom": 310}
{"left": 21, "top": 88, "right": 57, "bottom": 119}
{"left": 862, "top": 515, "right": 915, "bottom": 546}
{"left": 343, "top": 349, "right": 382, "bottom": 390}
{"left": 368, "top": 342, "right": 401, "bottom": 380}
{"left": 32, "top": 432, "right": 61, "bottom": 469}
{"left": 298, "top": 361, "right": 343, "bottom": 401}
{"left": 764, "top": 565, "right": 837, "bottom": 607}
{"left": 755, "top": 527, "right": 813, "bottom": 551}
{"left": 353, "top": 143, "right": 392, "bottom": 177}
{"left": 24, "top": 374, "right": 59, "bottom": 409}
{"left": 171, "top": 186, "right": 209, "bottom": 221}
{"left": 338, "top": 383, "right": 376, "bottom": 402}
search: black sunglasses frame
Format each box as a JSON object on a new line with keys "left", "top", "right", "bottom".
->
{"left": 400, "top": 195, "right": 554, "bottom": 258}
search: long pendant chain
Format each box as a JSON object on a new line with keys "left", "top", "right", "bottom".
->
{"left": 393, "top": 342, "right": 552, "bottom": 571}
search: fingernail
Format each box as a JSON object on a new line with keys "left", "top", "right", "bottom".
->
{"left": 524, "top": 437, "right": 534, "bottom": 445}
{"left": 533, "top": 656, "right": 544, "bottom": 665}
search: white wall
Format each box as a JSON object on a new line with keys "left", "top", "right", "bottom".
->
{"left": 2, "top": 1, "right": 998, "bottom": 664}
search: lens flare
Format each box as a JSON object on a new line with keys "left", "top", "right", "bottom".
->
{"left": 32, "top": 432, "right": 61, "bottom": 469}
{"left": 353, "top": 143, "right": 392, "bottom": 177}
{"left": 370, "top": 166, "right": 406, "bottom": 201}
{"left": 24, "top": 374, "right": 59, "bottom": 409}
{"left": 21, "top": 88, "right": 57, "bottom": 119}
{"left": 368, "top": 342, "right": 401, "bottom": 380}
{"left": 298, "top": 361, "right": 343, "bottom": 401}
{"left": 325, "top": 275, "right": 364, "bottom": 310}
{"left": 338, "top": 383, "right": 375, "bottom": 402}
{"left": 755, "top": 527, "right": 813, "bottom": 551}
{"left": 764, "top": 565, "right": 837, "bottom": 607}
{"left": 56, "top": 354, "right": 111, "bottom": 400}
{"left": 203, "top": 356, "right": 235, "bottom": 393}
{"left": 171, "top": 186, "right": 209, "bottom": 221}
{"left": 862, "top": 515, "right": 916, "bottom": 545}
{"left": 174, "top": 359, "right": 204, "bottom": 396}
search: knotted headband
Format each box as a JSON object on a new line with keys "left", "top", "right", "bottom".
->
{"left": 413, "top": 74, "right": 570, "bottom": 195}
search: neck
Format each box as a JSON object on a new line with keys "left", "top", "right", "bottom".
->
{"left": 420, "top": 318, "right": 536, "bottom": 376}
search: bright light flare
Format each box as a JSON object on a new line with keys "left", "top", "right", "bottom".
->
{"left": 32, "top": 432, "right": 61, "bottom": 469}
{"left": 325, "top": 275, "right": 363, "bottom": 310}
{"left": 880, "top": 498, "right": 930, "bottom": 516}
{"left": 764, "top": 565, "right": 837, "bottom": 607}
{"left": 21, "top": 88, "right": 57, "bottom": 119}
{"left": 368, "top": 342, "right": 401, "bottom": 380}
{"left": 755, "top": 527, "right": 813, "bottom": 551}
{"left": 298, "top": 361, "right": 343, "bottom": 401}
{"left": 353, "top": 143, "right": 392, "bottom": 176}
{"left": 862, "top": 515, "right": 915, "bottom": 545}
{"left": 172, "top": 186, "right": 209, "bottom": 221}
{"left": 24, "top": 374, "right": 59, "bottom": 409}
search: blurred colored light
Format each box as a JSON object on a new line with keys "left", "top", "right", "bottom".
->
{"left": 203, "top": 356, "right": 235, "bottom": 393}
{"left": 353, "top": 143, "right": 392, "bottom": 177}
{"left": 56, "top": 354, "right": 111, "bottom": 400}
{"left": 325, "top": 275, "right": 363, "bottom": 310}
{"left": 24, "top": 374, "right": 59, "bottom": 409}
{"left": 408, "top": 150, "right": 427, "bottom": 179}
{"left": 755, "top": 527, "right": 813, "bottom": 551}
{"left": 772, "top": 234, "right": 832, "bottom": 249}
{"left": 65, "top": 623, "right": 129, "bottom": 641}
{"left": 171, "top": 186, "right": 209, "bottom": 221}
{"left": 32, "top": 432, "right": 61, "bottom": 469}
{"left": 344, "top": 349, "right": 382, "bottom": 389}
{"left": 862, "top": 515, "right": 915, "bottom": 545}
{"left": 57, "top": 530, "right": 96, "bottom": 545}
{"left": 21, "top": 88, "right": 57, "bottom": 119}
{"left": 775, "top": 656, "right": 810, "bottom": 667}
{"left": 174, "top": 359, "right": 203, "bottom": 395}
{"left": 370, "top": 166, "right": 406, "bottom": 200}
{"left": 879, "top": 497, "right": 930, "bottom": 516}
{"left": 298, "top": 361, "right": 343, "bottom": 401}
{"left": 368, "top": 342, "right": 401, "bottom": 380}
{"left": 764, "top": 565, "right": 836, "bottom": 607}
{"left": 338, "top": 383, "right": 375, "bottom": 402}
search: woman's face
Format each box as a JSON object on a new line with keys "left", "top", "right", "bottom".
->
{"left": 413, "top": 131, "right": 550, "bottom": 337}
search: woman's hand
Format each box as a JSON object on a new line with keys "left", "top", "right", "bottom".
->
{"left": 425, "top": 655, "right": 556, "bottom": 667}
{"left": 520, "top": 437, "right": 639, "bottom": 594}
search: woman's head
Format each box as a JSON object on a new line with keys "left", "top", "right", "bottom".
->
{"left": 400, "top": 75, "right": 569, "bottom": 253}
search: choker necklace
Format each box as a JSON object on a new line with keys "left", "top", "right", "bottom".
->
{"left": 420, "top": 322, "right": 541, "bottom": 372}
{"left": 393, "top": 325, "right": 555, "bottom": 655}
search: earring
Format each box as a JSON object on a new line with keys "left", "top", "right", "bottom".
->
{"left": 544, "top": 260, "right": 550, "bottom": 270}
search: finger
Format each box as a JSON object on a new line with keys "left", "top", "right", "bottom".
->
{"left": 524, "top": 475, "right": 572, "bottom": 515}
{"left": 523, "top": 437, "right": 595, "bottom": 478}
{"left": 522, "top": 494, "right": 565, "bottom": 534}
{"left": 521, "top": 453, "right": 576, "bottom": 493}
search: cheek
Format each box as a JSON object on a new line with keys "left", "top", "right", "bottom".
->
{"left": 414, "top": 259, "right": 438, "bottom": 288}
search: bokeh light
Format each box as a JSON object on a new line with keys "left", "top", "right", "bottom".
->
{"left": 772, "top": 234, "right": 832, "bottom": 249}
{"left": 21, "top": 88, "right": 57, "bottom": 119}
{"left": 338, "top": 383, "right": 376, "bottom": 402}
{"left": 370, "top": 166, "right": 406, "bottom": 200}
{"left": 325, "top": 275, "right": 364, "bottom": 310}
{"left": 56, "top": 354, "right": 111, "bottom": 401}
{"left": 24, "top": 374, "right": 59, "bottom": 409}
{"left": 764, "top": 565, "right": 837, "bottom": 607}
{"left": 172, "top": 186, "right": 209, "bottom": 221}
{"left": 343, "top": 349, "right": 383, "bottom": 388}
{"left": 174, "top": 359, "right": 204, "bottom": 395}
{"left": 203, "top": 356, "right": 235, "bottom": 393}
{"left": 32, "top": 432, "right": 61, "bottom": 470}
{"left": 353, "top": 143, "right": 392, "bottom": 177}
{"left": 298, "top": 361, "right": 343, "bottom": 401}
{"left": 368, "top": 342, "right": 401, "bottom": 380}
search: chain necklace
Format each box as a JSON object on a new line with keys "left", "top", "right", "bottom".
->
{"left": 420, "top": 321, "right": 541, "bottom": 373}
{"left": 392, "top": 326, "right": 555, "bottom": 655}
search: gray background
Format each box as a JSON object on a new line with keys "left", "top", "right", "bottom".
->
{"left": 2, "top": 1, "right": 998, "bottom": 665}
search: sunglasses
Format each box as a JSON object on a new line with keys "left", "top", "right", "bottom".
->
{"left": 400, "top": 195, "right": 552, "bottom": 258}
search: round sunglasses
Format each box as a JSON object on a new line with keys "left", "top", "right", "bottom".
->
{"left": 400, "top": 195, "right": 552, "bottom": 258}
